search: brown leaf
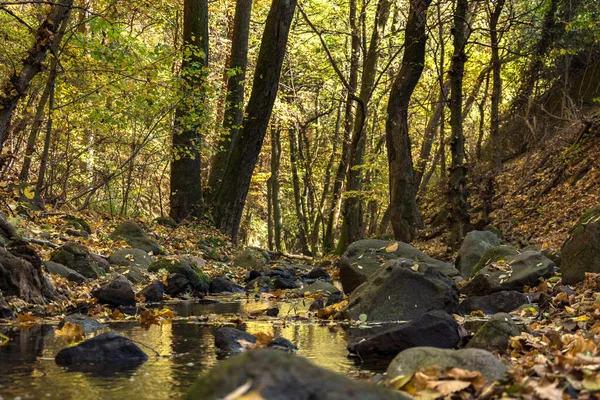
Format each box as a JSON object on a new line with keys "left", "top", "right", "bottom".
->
{"left": 534, "top": 381, "right": 564, "bottom": 400}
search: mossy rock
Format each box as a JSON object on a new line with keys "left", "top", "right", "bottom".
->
{"left": 465, "top": 313, "right": 521, "bottom": 352}
{"left": 470, "top": 245, "right": 520, "bottom": 278}
{"left": 49, "top": 243, "right": 104, "bottom": 279}
{"left": 561, "top": 206, "right": 600, "bottom": 284}
{"left": 62, "top": 215, "right": 92, "bottom": 234}
{"left": 110, "top": 221, "right": 163, "bottom": 254}
{"left": 148, "top": 259, "right": 209, "bottom": 293}
{"left": 185, "top": 350, "right": 408, "bottom": 400}
{"left": 233, "top": 248, "right": 270, "bottom": 271}
{"left": 154, "top": 216, "right": 178, "bottom": 228}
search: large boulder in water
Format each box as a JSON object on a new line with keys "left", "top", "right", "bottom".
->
{"left": 461, "top": 250, "right": 556, "bottom": 296}
{"left": 341, "top": 258, "right": 459, "bottom": 322}
{"left": 561, "top": 206, "right": 600, "bottom": 284}
{"left": 185, "top": 350, "right": 409, "bottom": 400}
{"left": 110, "top": 221, "right": 163, "bottom": 254}
{"left": 456, "top": 231, "right": 501, "bottom": 277}
{"left": 55, "top": 332, "right": 147, "bottom": 365}
{"left": 347, "top": 311, "right": 460, "bottom": 358}
{"left": 387, "top": 347, "right": 507, "bottom": 383}
{"left": 50, "top": 242, "right": 104, "bottom": 279}
{"left": 339, "top": 239, "right": 459, "bottom": 294}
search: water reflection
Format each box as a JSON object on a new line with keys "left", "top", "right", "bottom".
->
{"left": 0, "top": 298, "right": 391, "bottom": 399}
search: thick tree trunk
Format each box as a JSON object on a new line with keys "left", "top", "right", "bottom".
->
{"left": 170, "top": 0, "right": 209, "bottom": 222}
{"left": 323, "top": 0, "right": 360, "bottom": 253}
{"left": 447, "top": 0, "right": 472, "bottom": 247}
{"left": 341, "top": 0, "right": 391, "bottom": 246}
{"left": 0, "top": 0, "right": 74, "bottom": 153}
{"left": 207, "top": 0, "right": 253, "bottom": 205}
{"left": 212, "top": 0, "right": 297, "bottom": 242}
{"left": 385, "top": 0, "right": 431, "bottom": 242}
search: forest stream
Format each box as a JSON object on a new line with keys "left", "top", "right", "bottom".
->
{"left": 0, "top": 296, "right": 398, "bottom": 400}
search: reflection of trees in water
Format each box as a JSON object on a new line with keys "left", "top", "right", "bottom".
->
{"left": 0, "top": 324, "right": 53, "bottom": 378}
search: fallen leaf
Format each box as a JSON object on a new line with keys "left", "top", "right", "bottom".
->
{"left": 56, "top": 322, "right": 85, "bottom": 344}
{"left": 386, "top": 242, "right": 399, "bottom": 252}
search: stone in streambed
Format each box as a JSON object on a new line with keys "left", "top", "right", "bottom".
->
{"left": 466, "top": 313, "right": 521, "bottom": 352}
{"left": 458, "top": 291, "right": 530, "bottom": 315}
{"left": 185, "top": 350, "right": 409, "bottom": 400}
{"left": 44, "top": 261, "right": 88, "bottom": 284}
{"left": 561, "top": 206, "right": 600, "bottom": 284}
{"left": 109, "top": 248, "right": 153, "bottom": 270}
{"left": 110, "top": 221, "right": 163, "bottom": 254}
{"left": 214, "top": 327, "right": 257, "bottom": 354}
{"left": 209, "top": 276, "right": 244, "bottom": 294}
{"left": 137, "top": 281, "right": 164, "bottom": 302}
{"left": 456, "top": 230, "right": 501, "bottom": 277}
{"left": 55, "top": 332, "right": 147, "bottom": 365}
{"left": 58, "top": 314, "right": 104, "bottom": 334}
{"left": 92, "top": 275, "right": 136, "bottom": 307}
{"left": 347, "top": 311, "right": 460, "bottom": 358}
{"left": 49, "top": 242, "right": 104, "bottom": 279}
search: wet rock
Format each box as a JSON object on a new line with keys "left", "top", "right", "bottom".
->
{"left": 59, "top": 314, "right": 104, "bottom": 334}
{"left": 92, "top": 275, "right": 136, "bottom": 307}
{"left": 387, "top": 347, "right": 507, "bottom": 383}
{"left": 303, "top": 280, "right": 341, "bottom": 295}
{"left": 55, "top": 332, "right": 147, "bottom": 365}
{"left": 109, "top": 248, "right": 153, "bottom": 270}
{"left": 214, "top": 327, "right": 257, "bottom": 354}
{"left": 268, "top": 337, "right": 297, "bottom": 352}
{"left": 470, "top": 245, "right": 520, "bottom": 278}
{"left": 137, "top": 281, "right": 164, "bottom": 302}
{"left": 90, "top": 253, "right": 110, "bottom": 272}
{"left": 185, "top": 350, "right": 408, "bottom": 400}
{"left": 459, "top": 291, "right": 530, "bottom": 315}
{"left": 305, "top": 267, "right": 330, "bottom": 281}
{"left": 110, "top": 221, "right": 163, "bottom": 254}
{"left": 50, "top": 242, "right": 104, "bottom": 279}
{"left": 466, "top": 313, "right": 521, "bottom": 352}
{"left": 246, "top": 270, "right": 263, "bottom": 282}
{"left": 341, "top": 259, "right": 459, "bottom": 322}
{"left": 122, "top": 267, "right": 147, "bottom": 285}
{"left": 62, "top": 215, "right": 92, "bottom": 234}
{"left": 265, "top": 307, "right": 279, "bottom": 317}
{"left": 0, "top": 297, "right": 13, "bottom": 318}
{"left": 561, "top": 206, "right": 600, "bottom": 284}
{"left": 148, "top": 259, "right": 209, "bottom": 294}
{"left": 462, "top": 251, "right": 556, "bottom": 296}
{"left": 209, "top": 276, "right": 244, "bottom": 294}
{"left": 272, "top": 276, "right": 300, "bottom": 290}
{"left": 456, "top": 231, "right": 501, "bottom": 277}
{"left": 233, "top": 248, "right": 270, "bottom": 272}
{"left": 44, "top": 261, "right": 87, "bottom": 284}
{"left": 165, "top": 273, "right": 191, "bottom": 296}
{"left": 339, "top": 239, "right": 459, "bottom": 294}
{"left": 155, "top": 216, "right": 178, "bottom": 228}
{"left": 348, "top": 311, "right": 460, "bottom": 358}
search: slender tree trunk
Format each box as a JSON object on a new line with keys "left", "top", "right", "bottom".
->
{"left": 447, "top": 0, "right": 472, "bottom": 247}
{"left": 289, "top": 128, "right": 312, "bottom": 256}
{"left": 269, "top": 128, "right": 285, "bottom": 252}
{"left": 489, "top": 0, "right": 505, "bottom": 172}
{"left": 0, "top": 0, "right": 73, "bottom": 154}
{"left": 35, "top": 65, "right": 57, "bottom": 195}
{"left": 476, "top": 71, "right": 491, "bottom": 160}
{"left": 385, "top": 0, "right": 431, "bottom": 242}
{"left": 170, "top": 0, "right": 209, "bottom": 222}
{"left": 341, "top": 0, "right": 391, "bottom": 246}
{"left": 207, "top": 0, "right": 253, "bottom": 205}
{"left": 323, "top": 0, "right": 360, "bottom": 253}
{"left": 212, "top": 0, "right": 297, "bottom": 242}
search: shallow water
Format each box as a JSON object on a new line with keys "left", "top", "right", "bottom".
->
{"left": 0, "top": 297, "right": 392, "bottom": 400}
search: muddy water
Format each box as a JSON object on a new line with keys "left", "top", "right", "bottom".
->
{"left": 0, "top": 298, "right": 392, "bottom": 400}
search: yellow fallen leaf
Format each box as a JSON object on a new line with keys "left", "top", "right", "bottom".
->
{"left": 386, "top": 242, "right": 399, "bottom": 252}
{"left": 0, "top": 333, "right": 9, "bottom": 346}
{"left": 23, "top": 185, "right": 35, "bottom": 200}
{"left": 56, "top": 322, "right": 85, "bottom": 344}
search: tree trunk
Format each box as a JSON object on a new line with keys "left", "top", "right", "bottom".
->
{"left": 269, "top": 128, "right": 285, "bottom": 252}
{"left": 212, "top": 0, "right": 297, "bottom": 242}
{"left": 323, "top": 0, "right": 360, "bottom": 253}
{"left": 207, "top": 0, "right": 253, "bottom": 205}
{"left": 35, "top": 65, "right": 57, "bottom": 195}
{"left": 289, "top": 128, "right": 312, "bottom": 256}
{"left": 385, "top": 0, "right": 431, "bottom": 242}
{"left": 341, "top": 0, "right": 391, "bottom": 246}
{"left": 0, "top": 0, "right": 74, "bottom": 153}
{"left": 489, "top": 0, "right": 505, "bottom": 172}
{"left": 447, "top": 0, "right": 472, "bottom": 247}
{"left": 170, "top": 0, "right": 209, "bottom": 222}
